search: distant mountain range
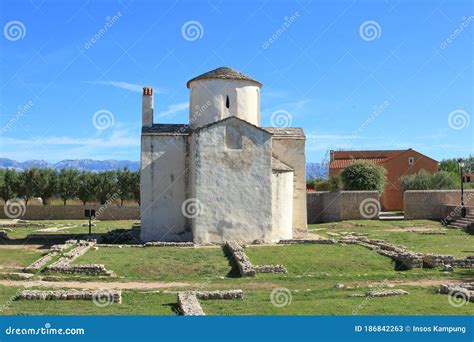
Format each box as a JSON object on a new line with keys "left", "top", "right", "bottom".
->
{"left": 1, "top": 158, "right": 327, "bottom": 178}
{"left": 0, "top": 158, "right": 140, "bottom": 172}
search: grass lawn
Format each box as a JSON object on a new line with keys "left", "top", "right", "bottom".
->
{"left": 0, "top": 245, "right": 46, "bottom": 270}
{"left": 73, "top": 246, "right": 232, "bottom": 281}
{"left": 1, "top": 285, "right": 471, "bottom": 316}
{"left": 0, "top": 286, "right": 176, "bottom": 315}
{"left": 310, "top": 220, "right": 474, "bottom": 258}
{"left": 200, "top": 286, "right": 474, "bottom": 315}
{"left": 4, "top": 220, "right": 137, "bottom": 239}
{"left": 0, "top": 219, "right": 473, "bottom": 315}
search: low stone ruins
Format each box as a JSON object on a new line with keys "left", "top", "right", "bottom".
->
{"left": 24, "top": 240, "right": 77, "bottom": 273}
{"left": 439, "top": 282, "right": 474, "bottom": 303}
{"left": 339, "top": 236, "right": 474, "bottom": 270}
{"left": 45, "top": 240, "right": 114, "bottom": 276}
{"left": 177, "top": 290, "right": 243, "bottom": 316}
{"left": 350, "top": 289, "right": 409, "bottom": 298}
{"left": 15, "top": 289, "right": 122, "bottom": 303}
{"left": 225, "top": 242, "right": 287, "bottom": 276}
{"left": 278, "top": 239, "right": 337, "bottom": 244}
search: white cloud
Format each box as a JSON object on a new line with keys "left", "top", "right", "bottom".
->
{"left": 90, "top": 80, "right": 163, "bottom": 93}
{"left": 157, "top": 102, "right": 188, "bottom": 117}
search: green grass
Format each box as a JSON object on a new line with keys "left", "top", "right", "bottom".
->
{"left": 0, "top": 245, "right": 46, "bottom": 270}
{"left": 0, "top": 219, "right": 473, "bottom": 315}
{"left": 5, "top": 220, "right": 137, "bottom": 239}
{"left": 310, "top": 220, "right": 474, "bottom": 258}
{"left": 73, "top": 246, "right": 232, "bottom": 281}
{"left": 0, "top": 286, "right": 176, "bottom": 315}
{"left": 201, "top": 286, "right": 474, "bottom": 315}
{"left": 1, "top": 285, "right": 471, "bottom": 316}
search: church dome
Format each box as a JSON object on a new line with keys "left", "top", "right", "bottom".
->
{"left": 187, "top": 67, "right": 262, "bottom": 88}
{"left": 187, "top": 67, "right": 262, "bottom": 128}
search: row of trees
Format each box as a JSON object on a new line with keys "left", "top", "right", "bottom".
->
{"left": 0, "top": 168, "right": 140, "bottom": 206}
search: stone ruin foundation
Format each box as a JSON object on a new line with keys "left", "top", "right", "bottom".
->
{"left": 15, "top": 289, "right": 122, "bottom": 303}
{"left": 177, "top": 290, "right": 243, "bottom": 316}
{"left": 439, "top": 282, "right": 474, "bottom": 303}
{"left": 224, "top": 242, "right": 287, "bottom": 277}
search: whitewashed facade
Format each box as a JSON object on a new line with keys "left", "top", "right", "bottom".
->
{"left": 140, "top": 67, "right": 306, "bottom": 244}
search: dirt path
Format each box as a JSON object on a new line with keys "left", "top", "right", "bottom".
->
{"left": 0, "top": 279, "right": 192, "bottom": 290}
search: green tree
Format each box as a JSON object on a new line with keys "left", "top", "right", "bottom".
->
{"left": 58, "top": 169, "right": 80, "bottom": 205}
{"left": 117, "top": 168, "right": 134, "bottom": 206}
{"left": 131, "top": 171, "right": 140, "bottom": 205}
{"left": 432, "top": 171, "right": 456, "bottom": 189}
{"left": 77, "top": 171, "right": 97, "bottom": 205}
{"left": 95, "top": 171, "right": 118, "bottom": 205}
{"left": 0, "top": 169, "right": 18, "bottom": 201}
{"left": 17, "top": 169, "right": 39, "bottom": 205}
{"left": 34, "top": 168, "right": 58, "bottom": 205}
{"left": 400, "top": 170, "right": 456, "bottom": 191}
{"left": 400, "top": 170, "right": 433, "bottom": 191}
{"left": 340, "top": 162, "right": 385, "bottom": 192}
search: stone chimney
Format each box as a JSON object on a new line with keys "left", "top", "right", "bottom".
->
{"left": 142, "top": 87, "right": 153, "bottom": 128}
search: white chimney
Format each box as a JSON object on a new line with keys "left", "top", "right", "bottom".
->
{"left": 142, "top": 87, "right": 153, "bottom": 128}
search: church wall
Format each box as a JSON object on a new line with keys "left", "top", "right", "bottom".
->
{"left": 271, "top": 138, "right": 307, "bottom": 231}
{"left": 190, "top": 119, "right": 273, "bottom": 244}
{"left": 189, "top": 79, "right": 260, "bottom": 128}
{"left": 140, "top": 135, "right": 190, "bottom": 242}
{"left": 271, "top": 170, "right": 294, "bottom": 241}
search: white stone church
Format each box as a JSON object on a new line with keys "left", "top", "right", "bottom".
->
{"left": 140, "top": 67, "right": 306, "bottom": 244}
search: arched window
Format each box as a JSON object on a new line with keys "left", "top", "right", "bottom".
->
{"left": 225, "top": 95, "right": 230, "bottom": 109}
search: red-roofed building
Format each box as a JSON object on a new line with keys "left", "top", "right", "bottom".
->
{"left": 329, "top": 149, "right": 438, "bottom": 211}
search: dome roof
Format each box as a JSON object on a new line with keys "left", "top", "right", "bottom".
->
{"left": 186, "top": 67, "right": 262, "bottom": 88}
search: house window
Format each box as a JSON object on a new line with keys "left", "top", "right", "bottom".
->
{"left": 408, "top": 157, "right": 414, "bottom": 165}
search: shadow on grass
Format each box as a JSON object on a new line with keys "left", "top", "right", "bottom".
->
{"left": 221, "top": 246, "right": 241, "bottom": 278}
{"left": 162, "top": 302, "right": 181, "bottom": 315}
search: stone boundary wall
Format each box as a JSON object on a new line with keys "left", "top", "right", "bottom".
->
{"left": 404, "top": 190, "right": 474, "bottom": 220}
{"left": 307, "top": 191, "right": 380, "bottom": 224}
{"left": 0, "top": 205, "right": 140, "bottom": 220}
{"left": 15, "top": 290, "right": 121, "bottom": 303}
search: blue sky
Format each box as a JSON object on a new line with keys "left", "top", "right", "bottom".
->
{"left": 0, "top": 0, "right": 472, "bottom": 163}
